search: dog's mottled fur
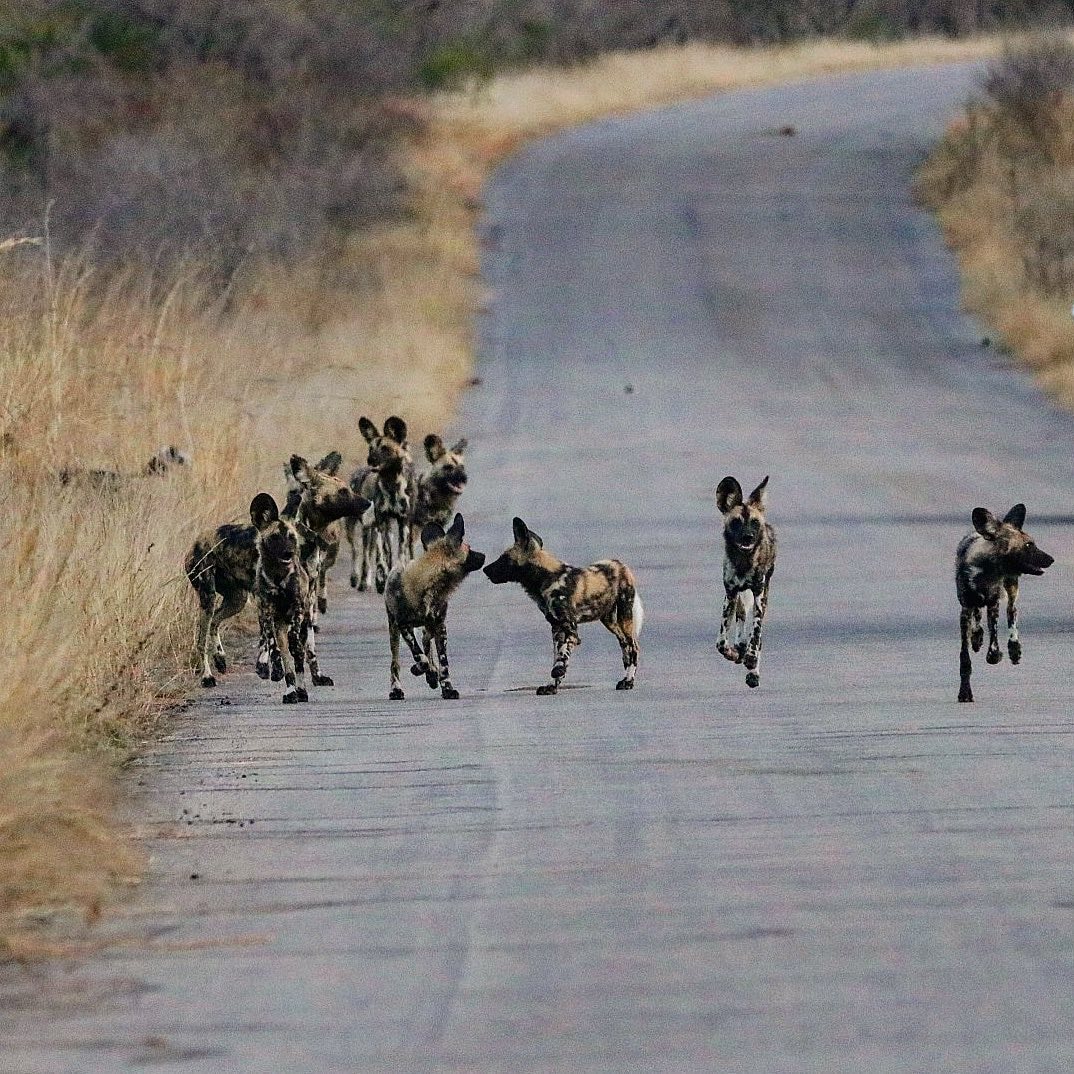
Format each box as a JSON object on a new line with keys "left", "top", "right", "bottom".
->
{"left": 347, "top": 415, "right": 415, "bottom": 593}
{"left": 60, "top": 445, "right": 191, "bottom": 489}
{"left": 955, "top": 503, "right": 1053, "bottom": 702}
{"left": 411, "top": 434, "right": 468, "bottom": 538}
{"left": 384, "top": 513, "right": 484, "bottom": 700}
{"left": 250, "top": 493, "right": 315, "bottom": 703}
{"left": 483, "top": 517, "right": 642, "bottom": 694}
{"left": 715, "top": 475, "right": 776, "bottom": 689}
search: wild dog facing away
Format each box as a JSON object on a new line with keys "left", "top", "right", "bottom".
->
{"left": 715, "top": 475, "right": 776, "bottom": 689}
{"left": 411, "top": 434, "right": 468, "bottom": 540}
{"left": 384, "top": 512, "right": 485, "bottom": 700}
{"left": 956, "top": 503, "right": 1054, "bottom": 703}
{"left": 484, "top": 517, "right": 642, "bottom": 695}
{"left": 347, "top": 415, "right": 415, "bottom": 594}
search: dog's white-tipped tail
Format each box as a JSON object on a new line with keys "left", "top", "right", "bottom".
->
{"left": 633, "top": 592, "right": 644, "bottom": 637}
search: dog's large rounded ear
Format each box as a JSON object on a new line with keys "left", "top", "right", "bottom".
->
{"left": 450, "top": 437, "right": 468, "bottom": 455}
{"left": 290, "top": 454, "right": 313, "bottom": 487}
{"left": 1003, "top": 503, "right": 1027, "bottom": 529}
{"left": 447, "top": 513, "right": 465, "bottom": 544}
{"left": 716, "top": 476, "right": 743, "bottom": 514}
{"left": 314, "top": 450, "right": 343, "bottom": 476}
{"left": 384, "top": 416, "right": 408, "bottom": 444}
{"left": 972, "top": 507, "right": 1000, "bottom": 539}
{"left": 421, "top": 522, "right": 446, "bottom": 550}
{"left": 359, "top": 417, "right": 378, "bottom": 443}
{"left": 424, "top": 434, "right": 445, "bottom": 462}
{"left": 250, "top": 492, "right": 280, "bottom": 530}
{"left": 747, "top": 475, "right": 770, "bottom": 510}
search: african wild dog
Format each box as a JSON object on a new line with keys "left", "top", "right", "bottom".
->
{"left": 282, "top": 450, "right": 364, "bottom": 618}
{"left": 250, "top": 493, "right": 313, "bottom": 704}
{"left": 956, "top": 503, "right": 1053, "bottom": 703}
{"left": 483, "top": 517, "right": 642, "bottom": 695}
{"left": 411, "top": 434, "right": 468, "bottom": 542}
{"left": 346, "top": 415, "right": 415, "bottom": 593}
{"left": 715, "top": 475, "right": 776, "bottom": 689}
{"left": 60, "top": 445, "right": 192, "bottom": 488}
{"left": 384, "top": 513, "right": 484, "bottom": 700}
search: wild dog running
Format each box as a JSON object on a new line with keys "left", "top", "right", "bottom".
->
{"left": 715, "top": 475, "right": 776, "bottom": 689}
{"left": 384, "top": 513, "right": 484, "bottom": 700}
{"left": 483, "top": 517, "right": 642, "bottom": 695}
{"left": 956, "top": 503, "right": 1054, "bottom": 703}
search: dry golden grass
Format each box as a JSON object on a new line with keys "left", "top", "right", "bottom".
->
{"left": 916, "top": 41, "right": 1074, "bottom": 406}
{"left": 1, "top": 31, "right": 1026, "bottom": 958}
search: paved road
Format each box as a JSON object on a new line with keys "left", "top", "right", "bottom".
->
{"left": 6, "top": 63, "right": 1074, "bottom": 1073}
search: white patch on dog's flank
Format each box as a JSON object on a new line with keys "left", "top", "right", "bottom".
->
{"left": 633, "top": 593, "right": 645, "bottom": 637}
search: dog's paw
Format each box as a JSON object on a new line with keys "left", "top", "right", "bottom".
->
{"left": 349, "top": 574, "right": 358, "bottom": 589}
{"left": 986, "top": 649, "right": 1002, "bottom": 665}
{"left": 718, "top": 643, "right": 742, "bottom": 664}
{"left": 389, "top": 686, "right": 405, "bottom": 700}
{"left": 536, "top": 683, "right": 558, "bottom": 696}
{"left": 551, "top": 662, "right": 566, "bottom": 680}
{"left": 745, "top": 671, "right": 760, "bottom": 689}
{"left": 1009, "top": 640, "right": 1022, "bottom": 665}
{"left": 615, "top": 677, "right": 634, "bottom": 690}
{"left": 255, "top": 661, "right": 270, "bottom": 680}
{"left": 426, "top": 670, "right": 440, "bottom": 689}
{"left": 958, "top": 685, "right": 974, "bottom": 703}
{"left": 742, "top": 651, "right": 758, "bottom": 671}
{"left": 312, "top": 673, "right": 333, "bottom": 687}
{"left": 200, "top": 674, "right": 217, "bottom": 688}
{"left": 317, "top": 597, "right": 327, "bottom": 615}
{"left": 410, "top": 662, "right": 427, "bottom": 678}
{"left": 282, "top": 690, "right": 299, "bottom": 704}
{"left": 212, "top": 653, "right": 227, "bottom": 673}
{"left": 441, "top": 686, "right": 460, "bottom": 700}
{"left": 971, "top": 627, "right": 984, "bottom": 653}
{"left": 294, "top": 687, "right": 309, "bottom": 703}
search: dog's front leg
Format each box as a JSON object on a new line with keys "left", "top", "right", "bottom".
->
{"left": 537, "top": 623, "right": 574, "bottom": 695}
{"left": 959, "top": 606, "right": 974, "bottom": 702}
{"left": 389, "top": 616, "right": 404, "bottom": 700}
{"left": 431, "top": 619, "right": 459, "bottom": 699}
{"left": 402, "top": 625, "right": 434, "bottom": 686}
{"left": 277, "top": 618, "right": 307, "bottom": 704}
{"left": 742, "top": 579, "right": 770, "bottom": 688}
{"left": 986, "top": 599, "right": 1002, "bottom": 664}
{"left": 1005, "top": 579, "right": 1021, "bottom": 664}
{"left": 717, "top": 589, "right": 743, "bottom": 663}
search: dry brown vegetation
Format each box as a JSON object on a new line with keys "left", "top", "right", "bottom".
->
{"left": 917, "top": 35, "right": 1074, "bottom": 401}
{"left": 0, "top": 29, "right": 1028, "bottom": 955}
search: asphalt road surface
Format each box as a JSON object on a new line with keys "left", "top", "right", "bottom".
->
{"left": 5, "top": 63, "right": 1074, "bottom": 1073}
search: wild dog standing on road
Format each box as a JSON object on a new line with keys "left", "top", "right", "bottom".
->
{"left": 715, "top": 475, "right": 776, "bottom": 689}
{"left": 411, "top": 434, "right": 468, "bottom": 541}
{"left": 346, "top": 415, "right": 415, "bottom": 593}
{"left": 955, "top": 503, "right": 1054, "bottom": 703}
{"left": 483, "top": 517, "right": 642, "bottom": 695}
{"left": 251, "top": 493, "right": 312, "bottom": 704}
{"left": 186, "top": 513, "right": 259, "bottom": 688}
{"left": 284, "top": 450, "right": 367, "bottom": 618}
{"left": 384, "top": 513, "right": 484, "bottom": 700}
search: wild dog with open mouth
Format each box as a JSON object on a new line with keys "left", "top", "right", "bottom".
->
{"left": 346, "top": 415, "right": 415, "bottom": 593}
{"left": 60, "top": 445, "right": 192, "bottom": 489}
{"left": 715, "top": 475, "right": 776, "bottom": 689}
{"left": 956, "top": 503, "right": 1054, "bottom": 703}
{"left": 384, "top": 513, "right": 484, "bottom": 700}
{"left": 483, "top": 517, "right": 642, "bottom": 695}
{"left": 251, "top": 493, "right": 313, "bottom": 704}
{"left": 411, "top": 434, "right": 468, "bottom": 539}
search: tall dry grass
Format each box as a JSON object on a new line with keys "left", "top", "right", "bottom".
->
{"left": 916, "top": 35, "right": 1074, "bottom": 404}
{"left": 2, "top": 31, "right": 1023, "bottom": 956}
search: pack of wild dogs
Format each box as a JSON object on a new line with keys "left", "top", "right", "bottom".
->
{"left": 179, "top": 416, "right": 1055, "bottom": 704}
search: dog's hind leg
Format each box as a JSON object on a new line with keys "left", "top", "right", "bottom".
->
{"left": 959, "top": 606, "right": 974, "bottom": 702}
{"left": 305, "top": 605, "right": 333, "bottom": 687}
{"left": 204, "top": 589, "right": 245, "bottom": 687}
{"left": 401, "top": 625, "right": 433, "bottom": 684}
{"left": 1005, "top": 579, "right": 1021, "bottom": 664}
{"left": 970, "top": 607, "right": 984, "bottom": 652}
{"left": 421, "top": 628, "right": 439, "bottom": 689}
